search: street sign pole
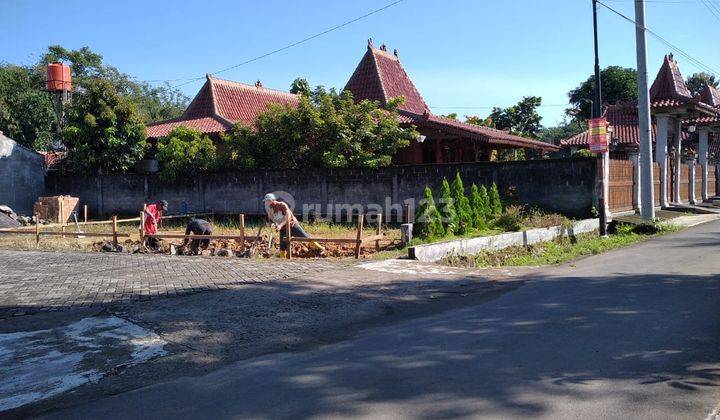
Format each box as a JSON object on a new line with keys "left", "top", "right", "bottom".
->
{"left": 592, "top": 0, "right": 608, "bottom": 236}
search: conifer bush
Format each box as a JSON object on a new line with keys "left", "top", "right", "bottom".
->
{"left": 469, "top": 184, "right": 486, "bottom": 229}
{"left": 414, "top": 186, "right": 445, "bottom": 239}
{"left": 438, "top": 178, "right": 458, "bottom": 233}
{"left": 451, "top": 172, "right": 473, "bottom": 234}
{"left": 489, "top": 182, "right": 503, "bottom": 217}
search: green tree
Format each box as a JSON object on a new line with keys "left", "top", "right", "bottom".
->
{"left": 537, "top": 119, "right": 585, "bottom": 145}
{"left": 414, "top": 186, "right": 445, "bottom": 239}
{"left": 488, "top": 96, "right": 543, "bottom": 138}
{"left": 438, "top": 178, "right": 458, "bottom": 233}
{"left": 63, "top": 79, "right": 147, "bottom": 174}
{"left": 0, "top": 64, "right": 56, "bottom": 149}
{"left": 451, "top": 172, "right": 473, "bottom": 234}
{"left": 289, "top": 78, "right": 311, "bottom": 95}
{"left": 469, "top": 184, "right": 486, "bottom": 229}
{"left": 686, "top": 72, "right": 718, "bottom": 96}
{"left": 223, "top": 88, "right": 416, "bottom": 169}
{"left": 156, "top": 126, "right": 216, "bottom": 182}
{"left": 489, "top": 182, "right": 503, "bottom": 217}
{"left": 567, "top": 66, "right": 637, "bottom": 120}
{"left": 479, "top": 185, "right": 492, "bottom": 220}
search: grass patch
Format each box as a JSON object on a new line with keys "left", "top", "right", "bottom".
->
{"left": 443, "top": 223, "right": 680, "bottom": 268}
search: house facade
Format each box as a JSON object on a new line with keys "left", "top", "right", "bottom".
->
{"left": 147, "top": 41, "right": 559, "bottom": 163}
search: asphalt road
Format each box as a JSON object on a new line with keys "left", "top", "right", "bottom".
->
{"left": 45, "top": 220, "right": 720, "bottom": 419}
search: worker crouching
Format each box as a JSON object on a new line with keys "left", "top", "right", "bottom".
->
{"left": 262, "top": 193, "right": 323, "bottom": 257}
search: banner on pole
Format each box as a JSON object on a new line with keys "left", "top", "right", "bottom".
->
{"left": 588, "top": 117, "right": 609, "bottom": 153}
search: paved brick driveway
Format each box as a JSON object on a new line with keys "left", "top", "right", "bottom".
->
{"left": 0, "top": 250, "right": 342, "bottom": 318}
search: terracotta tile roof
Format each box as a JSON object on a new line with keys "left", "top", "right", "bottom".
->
{"left": 560, "top": 103, "right": 689, "bottom": 147}
{"left": 344, "top": 42, "right": 428, "bottom": 114}
{"left": 147, "top": 116, "right": 231, "bottom": 138}
{"left": 344, "top": 41, "right": 557, "bottom": 151}
{"left": 416, "top": 113, "right": 559, "bottom": 151}
{"left": 700, "top": 82, "right": 720, "bottom": 108}
{"left": 650, "top": 54, "right": 694, "bottom": 104}
{"left": 147, "top": 75, "right": 299, "bottom": 138}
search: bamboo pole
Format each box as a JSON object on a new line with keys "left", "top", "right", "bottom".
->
{"left": 0, "top": 230, "right": 130, "bottom": 238}
{"left": 239, "top": 214, "right": 245, "bottom": 253}
{"left": 354, "top": 214, "right": 364, "bottom": 259}
{"left": 84, "top": 205, "right": 88, "bottom": 223}
{"left": 35, "top": 213, "right": 40, "bottom": 248}
{"left": 139, "top": 211, "right": 145, "bottom": 243}
{"left": 112, "top": 215, "right": 118, "bottom": 248}
{"left": 144, "top": 233, "right": 260, "bottom": 240}
{"left": 286, "top": 212, "right": 292, "bottom": 259}
{"left": 375, "top": 213, "right": 382, "bottom": 251}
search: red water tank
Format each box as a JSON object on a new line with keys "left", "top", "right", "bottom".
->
{"left": 46, "top": 62, "right": 72, "bottom": 91}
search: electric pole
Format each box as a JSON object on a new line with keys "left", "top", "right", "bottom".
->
{"left": 635, "top": 0, "right": 655, "bottom": 221}
{"left": 592, "top": 0, "right": 608, "bottom": 236}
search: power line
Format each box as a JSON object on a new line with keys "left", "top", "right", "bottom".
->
{"left": 429, "top": 104, "right": 567, "bottom": 110}
{"left": 167, "top": 0, "right": 405, "bottom": 89}
{"left": 596, "top": 0, "right": 720, "bottom": 77}
{"left": 699, "top": 0, "right": 720, "bottom": 21}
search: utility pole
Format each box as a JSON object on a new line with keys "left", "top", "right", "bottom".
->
{"left": 592, "top": 0, "right": 608, "bottom": 236}
{"left": 634, "top": 0, "right": 655, "bottom": 220}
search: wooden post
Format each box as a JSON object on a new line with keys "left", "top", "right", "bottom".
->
{"left": 112, "top": 215, "right": 118, "bottom": 248}
{"left": 59, "top": 200, "right": 65, "bottom": 238}
{"left": 35, "top": 213, "right": 40, "bottom": 248}
{"left": 375, "top": 213, "right": 382, "bottom": 251}
{"left": 139, "top": 211, "right": 145, "bottom": 242}
{"left": 354, "top": 214, "right": 364, "bottom": 259}
{"left": 404, "top": 203, "right": 410, "bottom": 224}
{"left": 239, "top": 214, "right": 245, "bottom": 253}
{"left": 84, "top": 205, "right": 88, "bottom": 223}
{"left": 286, "top": 212, "right": 292, "bottom": 259}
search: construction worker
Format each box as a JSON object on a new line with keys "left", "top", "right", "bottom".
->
{"left": 143, "top": 200, "right": 167, "bottom": 250}
{"left": 183, "top": 218, "right": 213, "bottom": 254}
{"left": 262, "top": 193, "right": 323, "bottom": 257}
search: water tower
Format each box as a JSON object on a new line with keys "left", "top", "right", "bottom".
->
{"left": 45, "top": 62, "right": 72, "bottom": 150}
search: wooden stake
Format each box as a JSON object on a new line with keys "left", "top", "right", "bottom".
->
{"left": 35, "top": 213, "right": 40, "bottom": 248}
{"left": 355, "top": 214, "right": 364, "bottom": 259}
{"left": 112, "top": 215, "right": 118, "bottom": 248}
{"left": 286, "top": 212, "right": 292, "bottom": 259}
{"left": 139, "top": 211, "right": 145, "bottom": 242}
{"left": 84, "top": 205, "right": 88, "bottom": 223}
{"left": 239, "top": 214, "right": 245, "bottom": 253}
{"left": 375, "top": 213, "right": 382, "bottom": 251}
{"left": 59, "top": 200, "right": 65, "bottom": 238}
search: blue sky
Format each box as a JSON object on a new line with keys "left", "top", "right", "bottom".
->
{"left": 2, "top": 0, "right": 718, "bottom": 126}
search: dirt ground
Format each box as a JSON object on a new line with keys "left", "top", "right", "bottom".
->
{"left": 0, "top": 219, "right": 404, "bottom": 259}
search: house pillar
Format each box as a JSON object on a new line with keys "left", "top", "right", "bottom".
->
{"left": 603, "top": 150, "right": 611, "bottom": 218}
{"left": 699, "top": 127, "right": 709, "bottom": 201}
{"left": 629, "top": 151, "right": 641, "bottom": 212}
{"left": 655, "top": 114, "right": 669, "bottom": 207}
{"left": 673, "top": 118, "right": 683, "bottom": 203}
{"left": 687, "top": 158, "right": 697, "bottom": 204}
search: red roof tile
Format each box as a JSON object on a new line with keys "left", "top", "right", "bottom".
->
{"left": 344, "top": 42, "right": 428, "bottom": 114}
{"left": 147, "top": 75, "right": 299, "bottom": 138}
{"left": 650, "top": 54, "right": 694, "bottom": 104}
{"left": 561, "top": 103, "right": 689, "bottom": 147}
{"left": 147, "top": 116, "right": 231, "bottom": 138}
{"left": 700, "top": 82, "right": 720, "bottom": 108}
{"left": 418, "top": 113, "right": 559, "bottom": 151}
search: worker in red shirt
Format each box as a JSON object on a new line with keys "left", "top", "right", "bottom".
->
{"left": 143, "top": 200, "right": 167, "bottom": 249}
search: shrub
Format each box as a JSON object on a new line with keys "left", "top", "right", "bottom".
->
{"left": 438, "top": 178, "right": 458, "bottom": 233}
{"left": 479, "top": 185, "right": 492, "bottom": 220}
{"left": 495, "top": 205, "right": 524, "bottom": 232}
{"left": 451, "top": 172, "right": 473, "bottom": 234}
{"left": 469, "top": 184, "right": 487, "bottom": 229}
{"left": 489, "top": 182, "right": 503, "bottom": 217}
{"left": 156, "top": 126, "right": 216, "bottom": 183}
{"left": 414, "top": 186, "right": 445, "bottom": 238}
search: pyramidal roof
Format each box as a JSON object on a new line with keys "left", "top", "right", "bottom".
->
{"left": 148, "top": 75, "right": 299, "bottom": 138}
{"left": 700, "top": 82, "right": 720, "bottom": 108}
{"left": 344, "top": 40, "right": 428, "bottom": 115}
{"left": 649, "top": 54, "right": 694, "bottom": 105}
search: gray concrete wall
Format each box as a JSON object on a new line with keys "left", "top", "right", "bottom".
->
{"left": 0, "top": 133, "right": 45, "bottom": 215}
{"left": 45, "top": 158, "right": 597, "bottom": 219}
